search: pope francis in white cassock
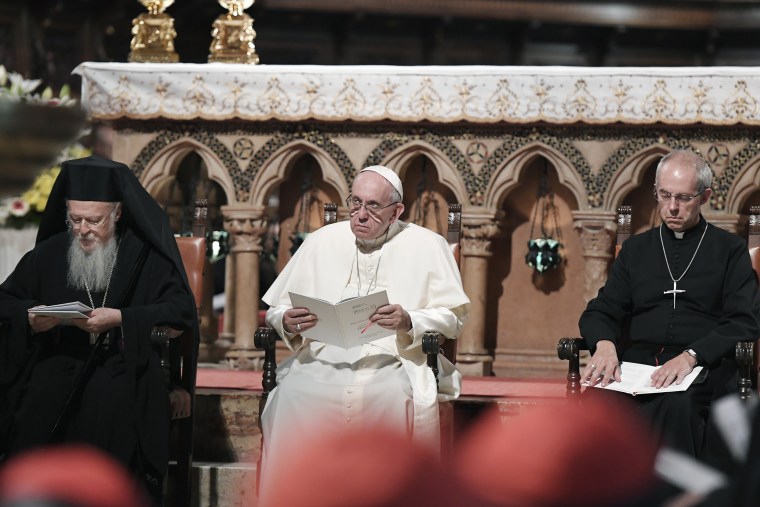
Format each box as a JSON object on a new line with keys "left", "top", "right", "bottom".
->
{"left": 258, "top": 166, "right": 470, "bottom": 497}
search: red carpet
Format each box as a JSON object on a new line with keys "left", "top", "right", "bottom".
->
{"left": 196, "top": 368, "right": 567, "bottom": 399}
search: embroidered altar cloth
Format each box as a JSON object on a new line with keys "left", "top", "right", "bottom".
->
{"left": 74, "top": 62, "right": 760, "bottom": 125}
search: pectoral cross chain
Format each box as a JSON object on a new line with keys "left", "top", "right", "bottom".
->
{"left": 664, "top": 280, "right": 685, "bottom": 309}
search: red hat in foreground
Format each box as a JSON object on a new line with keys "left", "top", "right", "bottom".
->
{"left": 264, "top": 425, "right": 478, "bottom": 507}
{"left": 456, "top": 396, "right": 658, "bottom": 507}
{"left": 0, "top": 445, "right": 148, "bottom": 507}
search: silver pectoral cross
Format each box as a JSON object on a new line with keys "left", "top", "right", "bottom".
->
{"left": 664, "top": 281, "right": 685, "bottom": 309}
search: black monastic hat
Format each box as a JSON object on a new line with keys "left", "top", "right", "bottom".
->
{"left": 37, "top": 155, "right": 190, "bottom": 289}
{"left": 59, "top": 156, "right": 124, "bottom": 202}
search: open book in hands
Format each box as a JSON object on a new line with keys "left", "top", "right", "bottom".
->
{"left": 288, "top": 291, "right": 395, "bottom": 349}
{"left": 28, "top": 301, "right": 93, "bottom": 319}
{"left": 588, "top": 361, "right": 704, "bottom": 396}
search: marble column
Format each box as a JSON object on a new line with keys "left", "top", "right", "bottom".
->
{"left": 572, "top": 210, "right": 617, "bottom": 303}
{"left": 457, "top": 206, "right": 502, "bottom": 376}
{"left": 222, "top": 205, "right": 268, "bottom": 370}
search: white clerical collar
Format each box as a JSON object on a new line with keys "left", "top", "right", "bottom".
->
{"left": 674, "top": 231, "right": 685, "bottom": 240}
{"left": 356, "top": 220, "right": 404, "bottom": 252}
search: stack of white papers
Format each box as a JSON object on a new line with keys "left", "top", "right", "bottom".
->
{"left": 289, "top": 291, "right": 395, "bottom": 349}
{"left": 28, "top": 302, "right": 93, "bottom": 319}
{"left": 589, "top": 362, "right": 704, "bottom": 395}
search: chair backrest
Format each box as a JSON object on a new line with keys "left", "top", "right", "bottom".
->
{"left": 324, "top": 202, "right": 338, "bottom": 226}
{"left": 440, "top": 204, "right": 462, "bottom": 365}
{"left": 176, "top": 200, "right": 208, "bottom": 300}
{"left": 746, "top": 206, "right": 760, "bottom": 390}
{"left": 748, "top": 206, "right": 760, "bottom": 273}
{"left": 168, "top": 199, "right": 206, "bottom": 507}
{"left": 177, "top": 238, "right": 206, "bottom": 312}
{"left": 615, "top": 205, "right": 632, "bottom": 258}
{"left": 448, "top": 203, "right": 462, "bottom": 266}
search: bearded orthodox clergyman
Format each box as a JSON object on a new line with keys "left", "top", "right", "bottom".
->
{"left": 0, "top": 156, "right": 197, "bottom": 502}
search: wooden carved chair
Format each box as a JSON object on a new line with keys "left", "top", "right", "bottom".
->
{"left": 558, "top": 205, "right": 756, "bottom": 402}
{"left": 152, "top": 199, "right": 207, "bottom": 506}
{"left": 254, "top": 202, "right": 463, "bottom": 486}
{"left": 741, "top": 206, "right": 760, "bottom": 392}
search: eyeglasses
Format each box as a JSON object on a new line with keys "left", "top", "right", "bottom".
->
{"left": 345, "top": 196, "right": 399, "bottom": 217}
{"left": 653, "top": 188, "right": 706, "bottom": 204}
{"left": 65, "top": 209, "right": 114, "bottom": 229}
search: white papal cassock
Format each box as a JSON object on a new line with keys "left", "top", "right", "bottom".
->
{"left": 259, "top": 219, "right": 469, "bottom": 495}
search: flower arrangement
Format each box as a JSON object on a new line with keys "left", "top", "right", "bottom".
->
{"left": 0, "top": 64, "right": 76, "bottom": 106}
{"left": 0, "top": 143, "right": 92, "bottom": 229}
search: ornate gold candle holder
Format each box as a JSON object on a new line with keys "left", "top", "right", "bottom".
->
{"left": 208, "top": 0, "right": 260, "bottom": 64}
{"left": 128, "top": 0, "right": 180, "bottom": 63}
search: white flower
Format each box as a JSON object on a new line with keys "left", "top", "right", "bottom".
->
{"left": 8, "top": 71, "right": 41, "bottom": 96}
{"left": 8, "top": 198, "right": 30, "bottom": 217}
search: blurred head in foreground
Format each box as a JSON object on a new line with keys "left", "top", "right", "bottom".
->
{"left": 0, "top": 445, "right": 148, "bottom": 507}
{"left": 264, "top": 425, "right": 478, "bottom": 507}
{"left": 455, "top": 396, "right": 658, "bottom": 507}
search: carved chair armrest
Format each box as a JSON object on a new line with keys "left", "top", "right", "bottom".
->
{"left": 253, "top": 326, "right": 279, "bottom": 497}
{"left": 254, "top": 327, "right": 279, "bottom": 400}
{"left": 736, "top": 340, "right": 756, "bottom": 402}
{"left": 422, "top": 331, "right": 448, "bottom": 387}
{"left": 557, "top": 337, "right": 589, "bottom": 400}
{"left": 151, "top": 326, "right": 172, "bottom": 387}
{"left": 558, "top": 338, "right": 756, "bottom": 402}
{"left": 150, "top": 326, "right": 185, "bottom": 388}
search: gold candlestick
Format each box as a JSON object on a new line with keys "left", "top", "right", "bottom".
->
{"left": 128, "top": 0, "right": 180, "bottom": 63}
{"left": 208, "top": 0, "right": 260, "bottom": 64}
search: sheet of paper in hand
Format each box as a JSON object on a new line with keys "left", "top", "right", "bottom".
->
{"left": 289, "top": 290, "right": 395, "bottom": 349}
{"left": 589, "top": 361, "right": 704, "bottom": 396}
{"left": 28, "top": 301, "right": 94, "bottom": 319}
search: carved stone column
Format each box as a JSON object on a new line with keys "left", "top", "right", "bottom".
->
{"left": 457, "top": 206, "right": 502, "bottom": 376}
{"left": 572, "top": 211, "right": 617, "bottom": 303}
{"left": 222, "top": 205, "right": 268, "bottom": 369}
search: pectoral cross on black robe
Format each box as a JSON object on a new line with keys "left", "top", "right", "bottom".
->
{"left": 664, "top": 280, "right": 685, "bottom": 309}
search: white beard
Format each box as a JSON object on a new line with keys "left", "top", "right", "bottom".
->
{"left": 66, "top": 231, "right": 119, "bottom": 292}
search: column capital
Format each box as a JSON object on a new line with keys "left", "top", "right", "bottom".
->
{"left": 571, "top": 210, "right": 618, "bottom": 257}
{"left": 222, "top": 205, "right": 269, "bottom": 253}
{"left": 571, "top": 210, "right": 618, "bottom": 303}
{"left": 460, "top": 206, "right": 503, "bottom": 258}
{"left": 703, "top": 213, "right": 743, "bottom": 234}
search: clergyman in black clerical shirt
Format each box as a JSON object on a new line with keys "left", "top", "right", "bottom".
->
{"left": 579, "top": 149, "right": 760, "bottom": 458}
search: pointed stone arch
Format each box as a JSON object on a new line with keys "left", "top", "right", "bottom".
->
{"left": 139, "top": 137, "right": 236, "bottom": 203}
{"left": 603, "top": 144, "right": 670, "bottom": 211}
{"left": 724, "top": 152, "right": 760, "bottom": 213}
{"left": 375, "top": 140, "right": 468, "bottom": 204}
{"left": 248, "top": 139, "right": 350, "bottom": 207}
{"left": 483, "top": 142, "right": 586, "bottom": 210}
{"left": 364, "top": 133, "right": 477, "bottom": 202}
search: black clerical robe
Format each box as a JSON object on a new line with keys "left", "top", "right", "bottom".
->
{"left": 580, "top": 216, "right": 760, "bottom": 366}
{"left": 0, "top": 229, "right": 195, "bottom": 481}
{"left": 580, "top": 216, "right": 760, "bottom": 456}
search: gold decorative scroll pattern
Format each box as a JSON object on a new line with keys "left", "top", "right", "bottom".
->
{"left": 76, "top": 63, "right": 760, "bottom": 125}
